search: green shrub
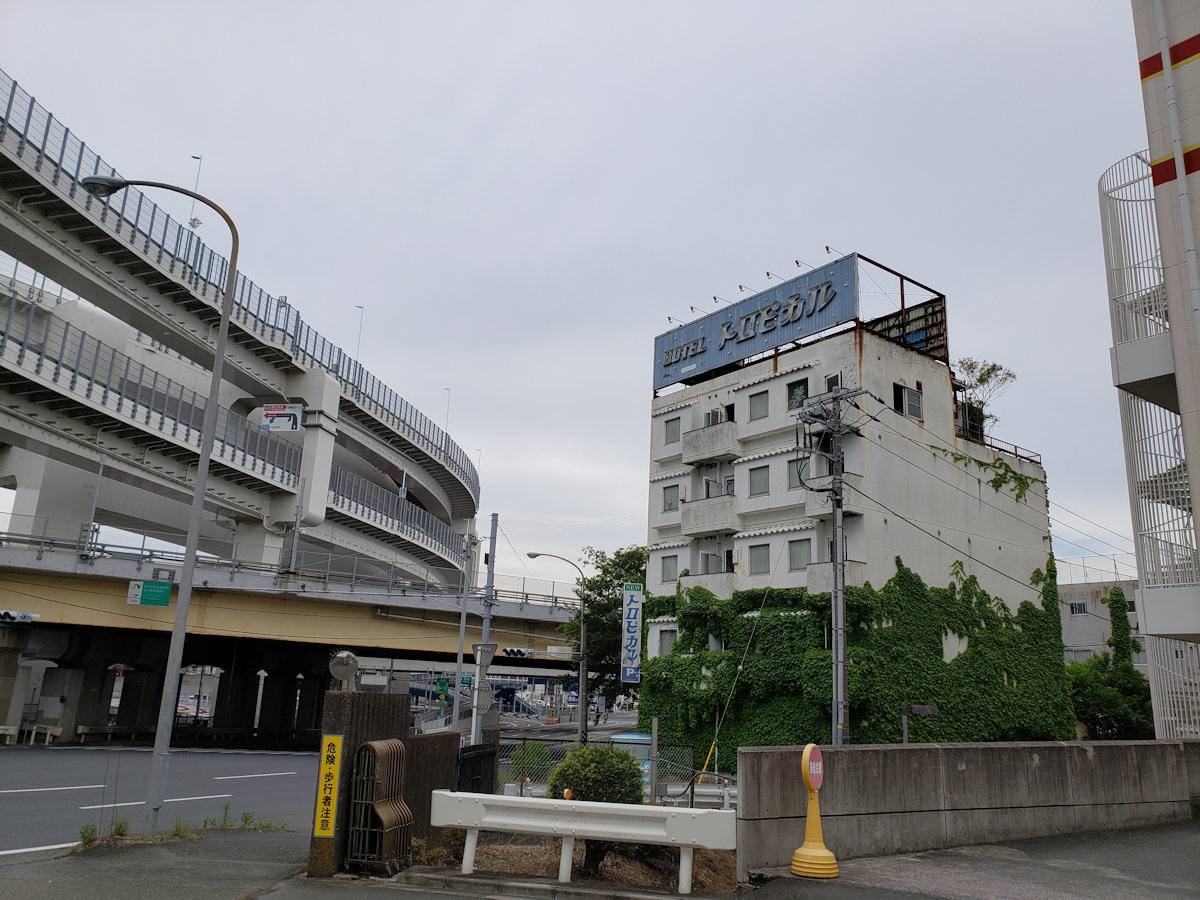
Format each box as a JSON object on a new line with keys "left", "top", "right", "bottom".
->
{"left": 110, "top": 816, "right": 128, "bottom": 838}
{"left": 547, "top": 746, "right": 644, "bottom": 875}
{"left": 80, "top": 823, "right": 97, "bottom": 845}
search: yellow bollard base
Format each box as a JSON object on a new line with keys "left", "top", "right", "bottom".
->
{"left": 790, "top": 841, "right": 839, "bottom": 879}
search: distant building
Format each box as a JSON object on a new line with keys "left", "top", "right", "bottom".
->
{"left": 1058, "top": 580, "right": 1148, "bottom": 676}
{"left": 646, "top": 254, "right": 1050, "bottom": 610}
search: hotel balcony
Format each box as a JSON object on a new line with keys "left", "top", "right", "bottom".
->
{"left": 682, "top": 420, "right": 741, "bottom": 466}
{"left": 681, "top": 494, "right": 741, "bottom": 538}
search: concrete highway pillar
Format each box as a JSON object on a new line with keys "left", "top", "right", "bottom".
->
{"left": 295, "top": 673, "right": 322, "bottom": 730}
{"left": 0, "top": 449, "right": 97, "bottom": 541}
{"left": 267, "top": 368, "right": 339, "bottom": 532}
{"left": 0, "top": 626, "right": 32, "bottom": 728}
{"left": 115, "top": 668, "right": 163, "bottom": 727}
{"left": 232, "top": 523, "right": 287, "bottom": 566}
{"left": 256, "top": 673, "right": 291, "bottom": 731}
{"left": 55, "top": 649, "right": 114, "bottom": 739}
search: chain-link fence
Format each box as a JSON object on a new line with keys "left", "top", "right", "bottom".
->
{"left": 496, "top": 737, "right": 700, "bottom": 806}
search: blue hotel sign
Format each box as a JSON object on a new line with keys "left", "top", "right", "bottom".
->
{"left": 653, "top": 253, "right": 859, "bottom": 389}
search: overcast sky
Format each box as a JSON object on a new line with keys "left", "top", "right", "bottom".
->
{"left": 1, "top": 1, "right": 1149, "bottom": 593}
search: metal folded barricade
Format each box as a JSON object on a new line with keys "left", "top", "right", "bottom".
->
{"left": 345, "top": 738, "right": 413, "bottom": 875}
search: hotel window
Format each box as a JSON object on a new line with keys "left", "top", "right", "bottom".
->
{"left": 665, "top": 417, "right": 681, "bottom": 444}
{"left": 826, "top": 373, "right": 840, "bottom": 392}
{"left": 787, "top": 378, "right": 809, "bottom": 411}
{"left": 659, "top": 627, "right": 678, "bottom": 656}
{"left": 749, "top": 390, "right": 769, "bottom": 421}
{"left": 661, "top": 554, "right": 678, "bottom": 582}
{"left": 893, "top": 382, "right": 923, "bottom": 420}
{"left": 1069, "top": 602, "right": 1087, "bottom": 616}
{"left": 662, "top": 484, "right": 680, "bottom": 512}
{"left": 788, "top": 457, "right": 811, "bottom": 489}
{"left": 748, "top": 543, "right": 771, "bottom": 574}
{"left": 788, "top": 538, "right": 812, "bottom": 570}
{"left": 749, "top": 465, "right": 770, "bottom": 496}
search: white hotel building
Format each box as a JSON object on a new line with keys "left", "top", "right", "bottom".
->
{"left": 646, "top": 255, "right": 1050, "bottom": 613}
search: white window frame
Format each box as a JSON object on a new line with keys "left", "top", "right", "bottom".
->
{"left": 1069, "top": 602, "right": 1087, "bottom": 616}
{"left": 661, "top": 554, "right": 679, "bottom": 582}
{"left": 787, "top": 457, "right": 811, "bottom": 489}
{"left": 748, "top": 465, "right": 770, "bottom": 497}
{"left": 826, "top": 373, "right": 840, "bottom": 392}
{"left": 787, "top": 378, "right": 809, "bottom": 411}
{"left": 662, "top": 484, "right": 680, "bottom": 512}
{"left": 748, "top": 543, "right": 771, "bottom": 575}
{"left": 788, "top": 538, "right": 812, "bottom": 570}
{"left": 894, "top": 383, "right": 923, "bottom": 420}
{"left": 749, "top": 390, "right": 769, "bottom": 421}
{"left": 665, "top": 417, "right": 681, "bottom": 444}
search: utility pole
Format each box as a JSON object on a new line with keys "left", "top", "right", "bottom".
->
{"left": 795, "top": 388, "right": 864, "bottom": 746}
{"left": 469, "top": 512, "right": 498, "bottom": 745}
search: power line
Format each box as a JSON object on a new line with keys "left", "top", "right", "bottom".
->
{"left": 853, "top": 396, "right": 1135, "bottom": 554}
{"left": 847, "top": 483, "right": 1126, "bottom": 627}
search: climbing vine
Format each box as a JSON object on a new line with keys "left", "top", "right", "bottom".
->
{"left": 638, "top": 555, "right": 1075, "bottom": 773}
{"left": 932, "top": 447, "right": 1044, "bottom": 502}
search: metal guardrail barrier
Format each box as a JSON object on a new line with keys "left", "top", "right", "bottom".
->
{"left": 345, "top": 739, "right": 413, "bottom": 875}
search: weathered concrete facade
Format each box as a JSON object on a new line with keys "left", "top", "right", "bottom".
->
{"left": 737, "top": 741, "right": 1198, "bottom": 880}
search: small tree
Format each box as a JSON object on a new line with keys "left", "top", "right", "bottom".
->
{"left": 546, "top": 745, "right": 644, "bottom": 876}
{"left": 1066, "top": 586, "right": 1154, "bottom": 740}
{"left": 955, "top": 356, "right": 1016, "bottom": 434}
{"left": 561, "top": 545, "right": 648, "bottom": 713}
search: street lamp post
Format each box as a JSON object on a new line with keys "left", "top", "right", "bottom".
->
{"left": 527, "top": 552, "right": 587, "bottom": 746}
{"left": 81, "top": 175, "right": 240, "bottom": 835}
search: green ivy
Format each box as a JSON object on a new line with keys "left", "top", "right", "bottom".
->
{"left": 932, "top": 447, "right": 1044, "bottom": 502}
{"left": 638, "top": 555, "right": 1075, "bottom": 772}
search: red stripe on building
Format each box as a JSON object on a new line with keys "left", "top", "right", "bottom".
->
{"left": 1150, "top": 145, "right": 1200, "bottom": 185}
{"left": 1140, "top": 32, "right": 1200, "bottom": 80}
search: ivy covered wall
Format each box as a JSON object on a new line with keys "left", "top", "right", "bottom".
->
{"left": 638, "top": 555, "right": 1075, "bottom": 773}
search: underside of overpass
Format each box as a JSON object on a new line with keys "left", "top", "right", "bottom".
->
{"left": 0, "top": 566, "right": 573, "bottom": 747}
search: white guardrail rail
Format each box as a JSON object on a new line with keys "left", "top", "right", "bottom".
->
{"left": 429, "top": 789, "right": 735, "bottom": 894}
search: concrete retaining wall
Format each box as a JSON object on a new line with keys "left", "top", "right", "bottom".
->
{"left": 737, "top": 741, "right": 1196, "bottom": 880}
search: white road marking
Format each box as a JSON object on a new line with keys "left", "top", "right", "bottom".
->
{"left": 0, "top": 842, "right": 80, "bottom": 856}
{"left": 80, "top": 793, "right": 233, "bottom": 810}
{"left": 212, "top": 772, "right": 297, "bottom": 780}
{"left": 78, "top": 801, "right": 141, "bottom": 810}
{"left": 0, "top": 784, "right": 106, "bottom": 794}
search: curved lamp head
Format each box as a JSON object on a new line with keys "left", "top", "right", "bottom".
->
{"left": 80, "top": 175, "right": 131, "bottom": 199}
{"left": 526, "top": 552, "right": 542, "bottom": 559}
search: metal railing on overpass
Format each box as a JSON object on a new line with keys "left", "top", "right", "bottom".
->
{"left": 0, "top": 68, "right": 479, "bottom": 506}
{"left": 0, "top": 289, "right": 467, "bottom": 565}
{"left": 0, "top": 290, "right": 302, "bottom": 484}
{"left": 0, "top": 523, "right": 578, "bottom": 611}
{"left": 329, "top": 465, "right": 465, "bottom": 567}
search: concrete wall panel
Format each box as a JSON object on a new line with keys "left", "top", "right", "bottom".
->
{"left": 738, "top": 742, "right": 1195, "bottom": 876}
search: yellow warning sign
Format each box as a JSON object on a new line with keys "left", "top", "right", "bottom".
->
{"left": 313, "top": 734, "right": 343, "bottom": 838}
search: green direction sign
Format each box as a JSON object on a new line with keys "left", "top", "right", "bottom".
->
{"left": 461, "top": 675, "right": 473, "bottom": 688}
{"left": 437, "top": 677, "right": 449, "bottom": 693}
{"left": 126, "top": 580, "right": 172, "bottom": 607}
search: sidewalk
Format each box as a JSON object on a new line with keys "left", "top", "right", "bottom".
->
{"left": 1, "top": 819, "right": 1197, "bottom": 899}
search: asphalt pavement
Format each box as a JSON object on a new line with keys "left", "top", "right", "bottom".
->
{"left": 0, "top": 817, "right": 1196, "bottom": 899}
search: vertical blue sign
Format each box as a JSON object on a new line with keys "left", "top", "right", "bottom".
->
{"left": 621, "top": 583, "right": 644, "bottom": 683}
